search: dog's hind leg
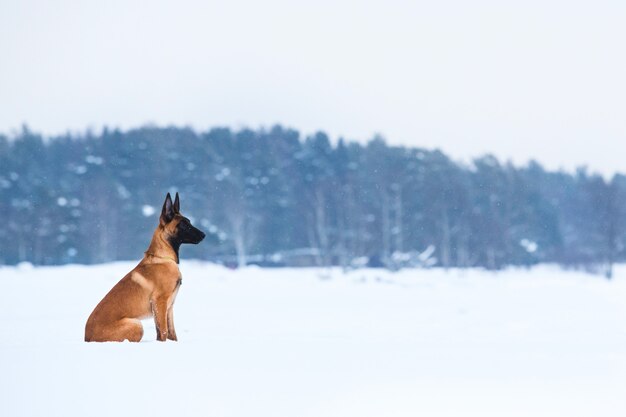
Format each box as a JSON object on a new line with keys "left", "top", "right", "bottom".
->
{"left": 111, "top": 318, "right": 144, "bottom": 342}
{"left": 89, "top": 318, "right": 144, "bottom": 342}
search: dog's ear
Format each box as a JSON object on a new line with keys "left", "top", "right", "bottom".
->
{"left": 160, "top": 193, "right": 175, "bottom": 224}
{"left": 174, "top": 192, "right": 180, "bottom": 213}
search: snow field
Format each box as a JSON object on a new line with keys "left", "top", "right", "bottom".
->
{"left": 1, "top": 262, "right": 626, "bottom": 416}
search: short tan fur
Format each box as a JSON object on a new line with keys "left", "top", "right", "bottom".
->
{"left": 84, "top": 193, "right": 205, "bottom": 342}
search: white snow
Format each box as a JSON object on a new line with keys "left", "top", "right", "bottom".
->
{"left": 141, "top": 205, "right": 156, "bottom": 217}
{"left": 1, "top": 262, "right": 626, "bottom": 416}
{"left": 85, "top": 155, "right": 104, "bottom": 165}
{"left": 520, "top": 239, "right": 539, "bottom": 253}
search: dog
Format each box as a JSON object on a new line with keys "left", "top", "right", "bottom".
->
{"left": 85, "top": 192, "right": 205, "bottom": 342}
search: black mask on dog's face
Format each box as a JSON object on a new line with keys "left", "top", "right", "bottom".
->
{"left": 160, "top": 192, "right": 206, "bottom": 248}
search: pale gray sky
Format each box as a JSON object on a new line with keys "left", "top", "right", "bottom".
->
{"left": 1, "top": 0, "right": 625, "bottom": 175}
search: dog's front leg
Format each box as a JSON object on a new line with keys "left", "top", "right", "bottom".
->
{"left": 167, "top": 307, "right": 178, "bottom": 341}
{"left": 151, "top": 297, "right": 169, "bottom": 341}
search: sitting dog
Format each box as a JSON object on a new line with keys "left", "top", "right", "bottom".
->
{"left": 85, "top": 192, "right": 205, "bottom": 342}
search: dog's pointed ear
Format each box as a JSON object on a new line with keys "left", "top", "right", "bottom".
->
{"left": 174, "top": 192, "right": 180, "bottom": 213}
{"left": 160, "top": 193, "right": 175, "bottom": 224}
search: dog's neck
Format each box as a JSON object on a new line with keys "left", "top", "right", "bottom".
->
{"left": 145, "top": 228, "right": 179, "bottom": 264}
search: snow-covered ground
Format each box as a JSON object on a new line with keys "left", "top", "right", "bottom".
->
{"left": 1, "top": 262, "right": 626, "bottom": 416}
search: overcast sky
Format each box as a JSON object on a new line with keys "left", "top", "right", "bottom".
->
{"left": 1, "top": 0, "right": 625, "bottom": 175}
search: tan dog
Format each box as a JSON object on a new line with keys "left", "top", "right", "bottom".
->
{"left": 85, "top": 193, "right": 205, "bottom": 342}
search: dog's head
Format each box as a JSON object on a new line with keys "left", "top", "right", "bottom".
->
{"left": 160, "top": 192, "right": 206, "bottom": 245}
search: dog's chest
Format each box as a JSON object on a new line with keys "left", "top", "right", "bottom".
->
{"left": 171, "top": 274, "right": 182, "bottom": 297}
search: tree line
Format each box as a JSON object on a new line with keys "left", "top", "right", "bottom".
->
{"left": 1, "top": 125, "right": 624, "bottom": 275}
